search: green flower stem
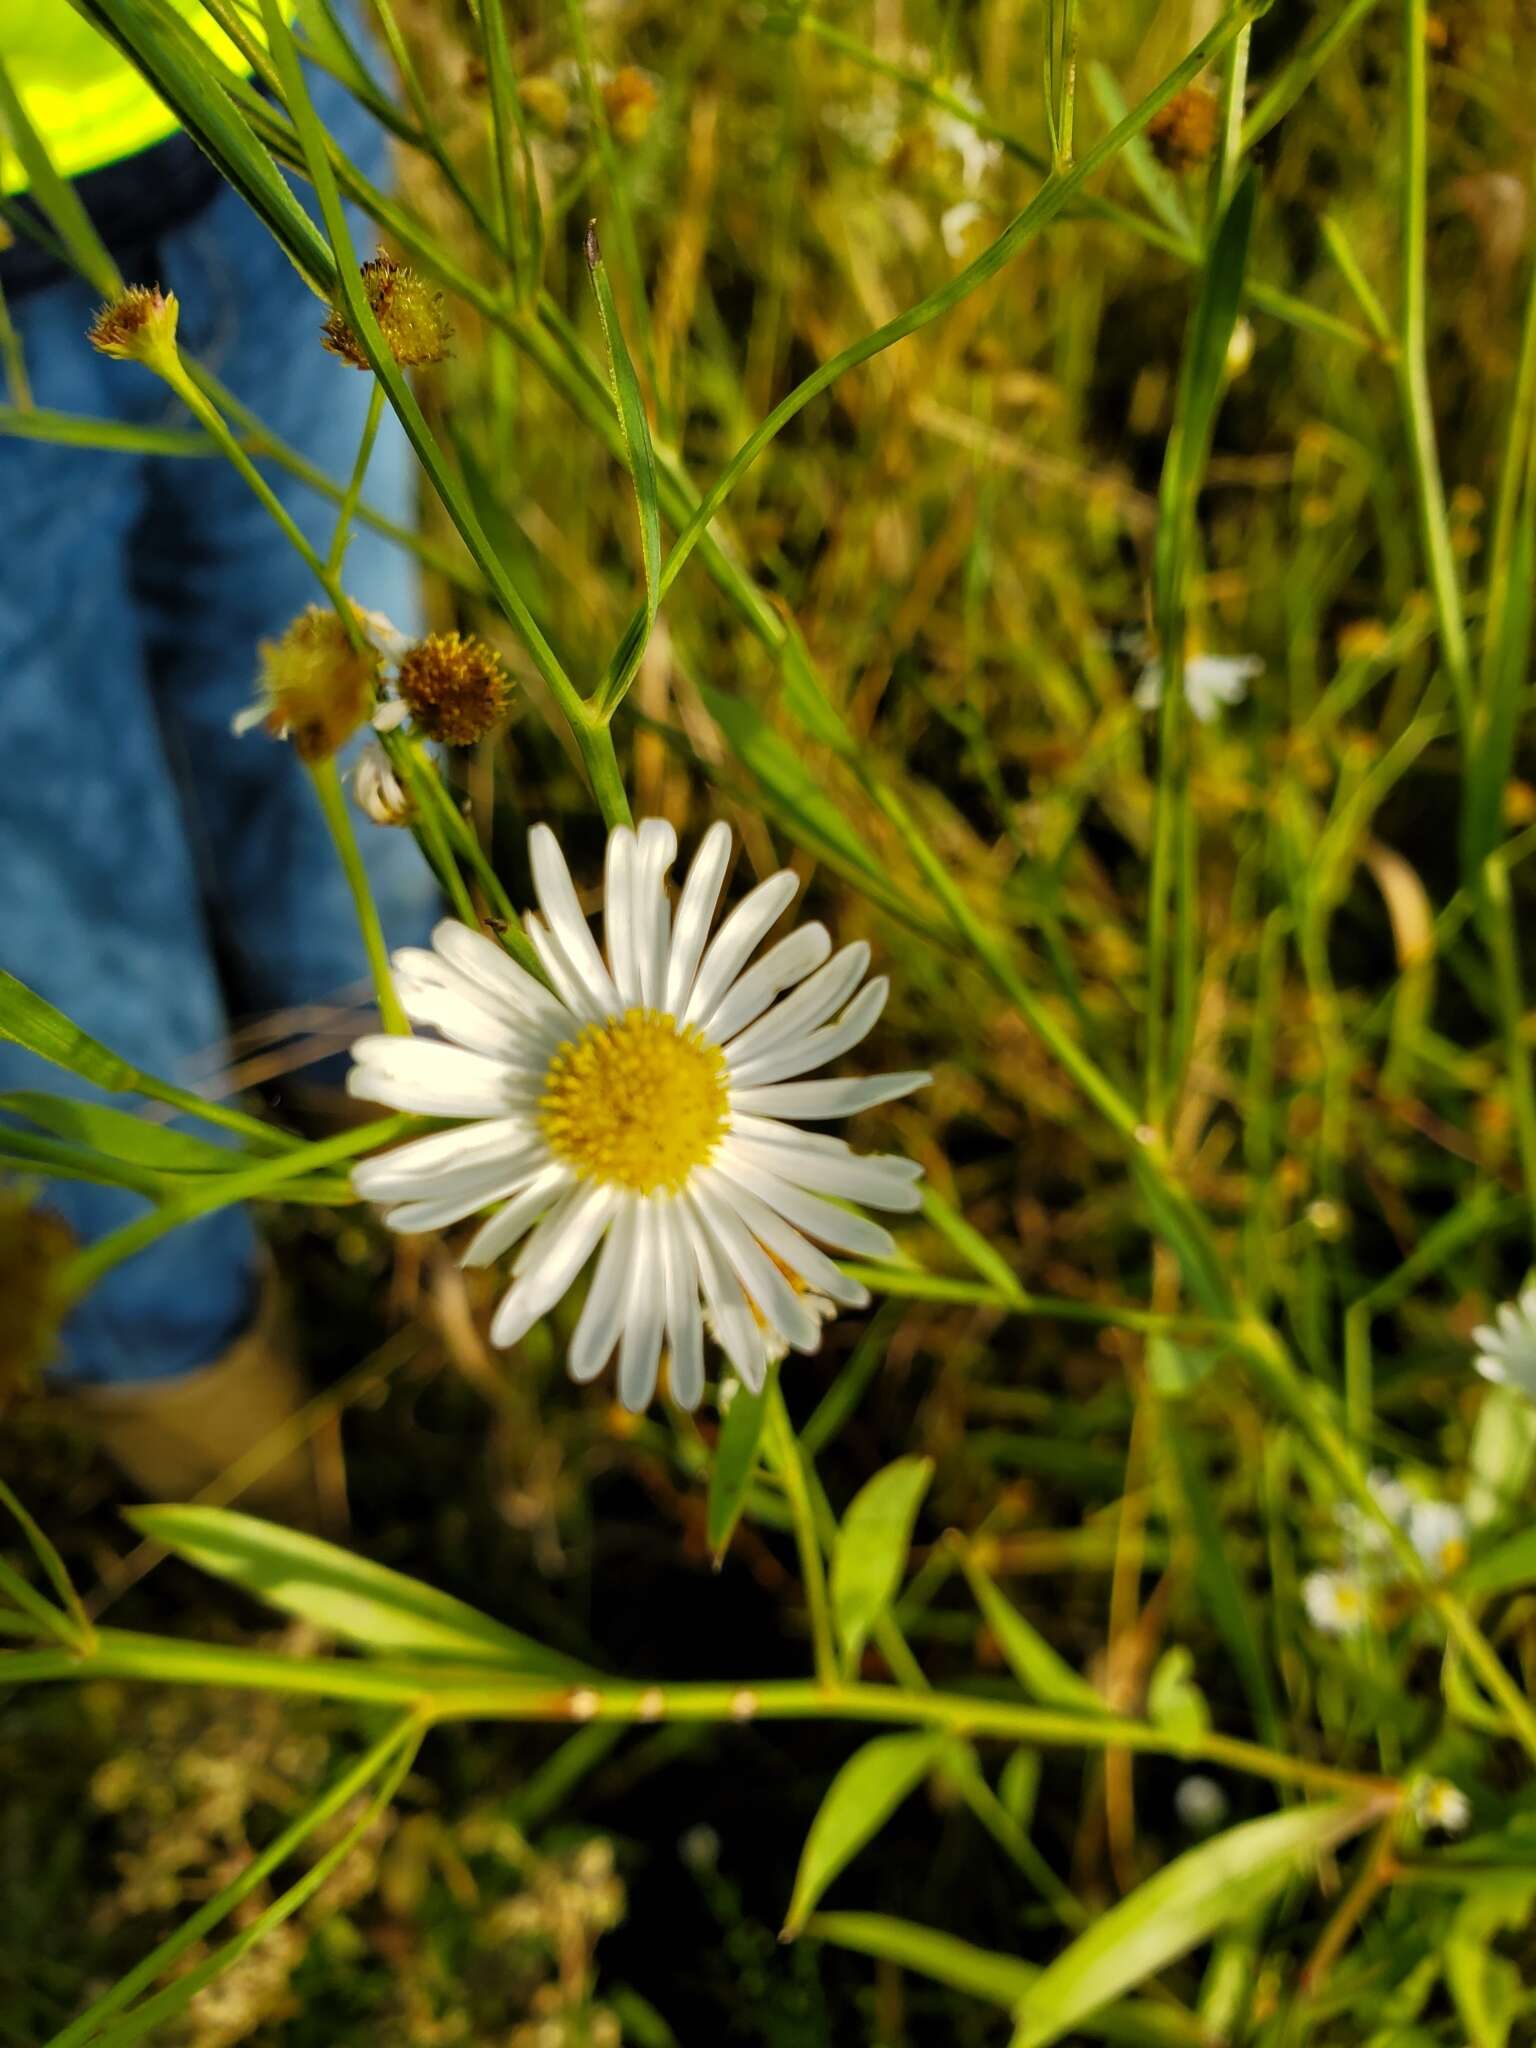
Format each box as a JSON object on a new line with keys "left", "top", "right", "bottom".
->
{"left": 1395, "top": 0, "right": 1474, "bottom": 734}
{"left": 0, "top": 274, "right": 29, "bottom": 407}
{"left": 309, "top": 755, "right": 410, "bottom": 1033}
{"left": 840, "top": 1263, "right": 1233, "bottom": 1336}
{"left": 1479, "top": 851, "right": 1536, "bottom": 1259}
{"left": 764, "top": 1378, "right": 839, "bottom": 1689}
{"left": 380, "top": 732, "right": 479, "bottom": 926}
{"left": 57, "top": 1113, "right": 420, "bottom": 1303}
{"left": 391, "top": 737, "right": 549, "bottom": 978}
{"left": 42, "top": 1713, "right": 422, "bottom": 2048}
{"left": 0, "top": 1628, "right": 1397, "bottom": 1803}
{"left": 325, "top": 374, "right": 385, "bottom": 578}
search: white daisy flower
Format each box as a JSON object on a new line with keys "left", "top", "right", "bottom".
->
{"left": 348, "top": 820, "right": 928, "bottom": 1410}
{"left": 1472, "top": 1285, "right": 1536, "bottom": 1401}
{"left": 1411, "top": 1777, "right": 1471, "bottom": 1835}
{"left": 1134, "top": 653, "right": 1263, "bottom": 724}
{"left": 1302, "top": 1569, "right": 1371, "bottom": 1636}
{"left": 1407, "top": 1499, "right": 1468, "bottom": 1580}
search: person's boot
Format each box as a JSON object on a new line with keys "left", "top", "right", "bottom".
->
{"left": 59, "top": 1281, "right": 334, "bottom": 1530}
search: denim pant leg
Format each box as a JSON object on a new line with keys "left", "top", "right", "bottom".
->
{"left": 0, "top": 278, "right": 260, "bottom": 1386}
{"left": 133, "top": 70, "right": 440, "bottom": 1030}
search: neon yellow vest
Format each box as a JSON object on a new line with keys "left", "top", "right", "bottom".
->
{"left": 0, "top": 3, "right": 278, "bottom": 196}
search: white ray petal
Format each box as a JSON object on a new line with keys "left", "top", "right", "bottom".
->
{"left": 527, "top": 913, "right": 608, "bottom": 1025}
{"left": 428, "top": 919, "right": 570, "bottom": 1034}
{"left": 659, "top": 1200, "right": 705, "bottom": 1409}
{"left": 489, "top": 1182, "right": 620, "bottom": 1347}
{"left": 728, "top": 977, "right": 890, "bottom": 1086}
{"left": 694, "top": 1190, "right": 822, "bottom": 1353}
{"left": 729, "top": 1071, "right": 929, "bottom": 1120}
{"left": 681, "top": 1195, "right": 768, "bottom": 1392}
{"left": 346, "top": 1038, "right": 527, "bottom": 1118}
{"left": 711, "top": 1150, "right": 899, "bottom": 1259}
{"left": 460, "top": 1163, "right": 572, "bottom": 1266}
{"left": 722, "top": 943, "right": 870, "bottom": 1065}
{"left": 569, "top": 1198, "right": 641, "bottom": 1383}
{"left": 382, "top": 1160, "right": 546, "bottom": 1234}
{"left": 724, "top": 1132, "right": 924, "bottom": 1211}
{"left": 635, "top": 819, "right": 677, "bottom": 1008}
{"left": 618, "top": 1200, "right": 667, "bottom": 1411}
{"left": 393, "top": 973, "right": 560, "bottom": 1069}
{"left": 682, "top": 870, "right": 800, "bottom": 1029}
{"left": 665, "top": 820, "right": 733, "bottom": 1015}
{"left": 702, "top": 924, "right": 832, "bottom": 1044}
{"left": 353, "top": 1117, "right": 538, "bottom": 1201}
{"left": 696, "top": 1166, "right": 869, "bottom": 1308}
{"left": 529, "top": 825, "right": 621, "bottom": 1017}
{"left": 603, "top": 827, "right": 640, "bottom": 1006}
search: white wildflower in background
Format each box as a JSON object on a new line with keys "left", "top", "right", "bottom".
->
{"left": 931, "top": 78, "right": 1002, "bottom": 190}
{"left": 1135, "top": 653, "right": 1263, "bottom": 724}
{"left": 350, "top": 821, "right": 927, "bottom": 1409}
{"left": 1471, "top": 1286, "right": 1536, "bottom": 1400}
{"left": 1411, "top": 1778, "right": 1471, "bottom": 1835}
{"left": 1303, "top": 1569, "right": 1370, "bottom": 1636}
{"left": 1407, "top": 1500, "right": 1468, "bottom": 1580}
{"left": 1337, "top": 1468, "right": 1415, "bottom": 1570}
{"left": 940, "top": 201, "right": 986, "bottom": 258}
{"left": 1174, "top": 1775, "right": 1228, "bottom": 1832}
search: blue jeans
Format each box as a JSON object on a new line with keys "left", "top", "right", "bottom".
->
{"left": 0, "top": 71, "right": 439, "bottom": 1384}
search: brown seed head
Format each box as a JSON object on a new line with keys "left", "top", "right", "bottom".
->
{"left": 1145, "top": 87, "right": 1221, "bottom": 172}
{"left": 88, "top": 285, "right": 180, "bottom": 368}
{"left": 0, "top": 1194, "right": 75, "bottom": 1402}
{"left": 601, "top": 66, "right": 660, "bottom": 146}
{"left": 256, "top": 607, "right": 379, "bottom": 761}
{"left": 322, "top": 256, "right": 452, "bottom": 369}
{"left": 395, "top": 631, "right": 510, "bottom": 745}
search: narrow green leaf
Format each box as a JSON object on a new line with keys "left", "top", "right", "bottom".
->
{"left": 708, "top": 1379, "right": 772, "bottom": 1558}
{"left": 1010, "top": 1801, "right": 1378, "bottom": 2048}
{"left": 921, "top": 1186, "right": 1026, "bottom": 1304}
{"left": 808, "top": 1913, "right": 1206, "bottom": 2045}
{"left": 1462, "top": 499, "right": 1534, "bottom": 882}
{"left": 830, "top": 1457, "right": 933, "bottom": 1674}
{"left": 586, "top": 220, "right": 662, "bottom": 703}
{"left": 69, "top": 0, "right": 336, "bottom": 292}
{"left": 0, "top": 1093, "right": 244, "bottom": 1173}
{"left": 1457, "top": 1525, "right": 1536, "bottom": 1598}
{"left": 126, "top": 1505, "right": 582, "bottom": 1674}
{"left": 0, "top": 402, "right": 209, "bottom": 456}
{"left": 0, "top": 969, "right": 293, "bottom": 1150}
{"left": 0, "top": 1477, "right": 93, "bottom": 1649}
{"left": 783, "top": 1733, "right": 945, "bottom": 1937}
{"left": 1443, "top": 1879, "right": 1536, "bottom": 2048}
{"left": 0, "top": 1555, "right": 79, "bottom": 1650}
{"left": 951, "top": 1536, "right": 1108, "bottom": 1717}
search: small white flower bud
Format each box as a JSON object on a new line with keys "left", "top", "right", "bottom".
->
{"left": 352, "top": 743, "right": 414, "bottom": 826}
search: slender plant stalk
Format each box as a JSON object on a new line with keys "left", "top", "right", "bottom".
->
{"left": 326, "top": 375, "right": 386, "bottom": 578}
{"left": 765, "top": 1379, "right": 839, "bottom": 1688}
{"left": 309, "top": 755, "right": 411, "bottom": 1033}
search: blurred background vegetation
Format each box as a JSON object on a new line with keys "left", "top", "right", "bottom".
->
{"left": 6, "top": 0, "right": 1536, "bottom": 2039}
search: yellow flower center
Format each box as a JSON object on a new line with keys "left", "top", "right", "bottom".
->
{"left": 540, "top": 1008, "right": 728, "bottom": 1196}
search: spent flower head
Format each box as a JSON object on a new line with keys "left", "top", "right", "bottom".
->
{"left": 1146, "top": 86, "right": 1221, "bottom": 170}
{"left": 88, "top": 284, "right": 179, "bottom": 371}
{"left": 236, "top": 606, "right": 380, "bottom": 762}
{"left": 349, "top": 819, "right": 928, "bottom": 1409}
{"left": 322, "top": 255, "right": 452, "bottom": 369}
{"left": 395, "top": 631, "right": 510, "bottom": 745}
{"left": 1471, "top": 1285, "right": 1536, "bottom": 1400}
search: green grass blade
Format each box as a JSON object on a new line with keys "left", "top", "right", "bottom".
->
{"left": 587, "top": 221, "right": 663, "bottom": 712}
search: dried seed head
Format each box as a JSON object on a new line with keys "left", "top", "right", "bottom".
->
{"left": 253, "top": 607, "right": 380, "bottom": 761}
{"left": 601, "top": 66, "right": 660, "bottom": 146}
{"left": 0, "top": 1194, "right": 75, "bottom": 1402}
{"left": 395, "top": 631, "right": 509, "bottom": 745}
{"left": 322, "top": 257, "right": 452, "bottom": 369}
{"left": 88, "top": 285, "right": 180, "bottom": 369}
{"left": 519, "top": 74, "right": 571, "bottom": 132}
{"left": 1145, "top": 87, "right": 1221, "bottom": 171}
{"left": 352, "top": 742, "right": 415, "bottom": 826}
